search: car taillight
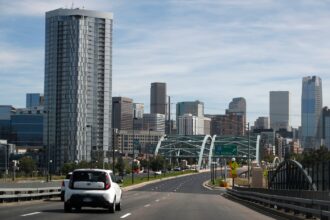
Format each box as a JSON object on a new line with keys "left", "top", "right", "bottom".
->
{"left": 105, "top": 174, "right": 111, "bottom": 190}
{"left": 62, "top": 181, "right": 65, "bottom": 187}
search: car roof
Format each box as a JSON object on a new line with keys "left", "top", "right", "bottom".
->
{"left": 73, "top": 168, "right": 113, "bottom": 173}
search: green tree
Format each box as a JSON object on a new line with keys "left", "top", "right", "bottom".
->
{"left": 115, "top": 157, "right": 125, "bottom": 175}
{"left": 150, "top": 155, "right": 165, "bottom": 171}
{"left": 19, "top": 156, "right": 37, "bottom": 175}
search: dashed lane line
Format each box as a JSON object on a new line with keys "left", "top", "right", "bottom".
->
{"left": 144, "top": 204, "right": 151, "bottom": 207}
{"left": 21, "top": 212, "right": 41, "bottom": 217}
{"left": 120, "top": 213, "right": 132, "bottom": 218}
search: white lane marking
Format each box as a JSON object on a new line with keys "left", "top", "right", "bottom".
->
{"left": 120, "top": 213, "right": 132, "bottom": 218}
{"left": 144, "top": 204, "right": 151, "bottom": 207}
{"left": 21, "top": 212, "right": 41, "bottom": 217}
{"left": 155, "top": 199, "right": 160, "bottom": 202}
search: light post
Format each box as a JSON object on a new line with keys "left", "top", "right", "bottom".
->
{"left": 131, "top": 117, "right": 137, "bottom": 184}
{"left": 86, "top": 125, "right": 92, "bottom": 166}
{"left": 148, "top": 128, "right": 153, "bottom": 181}
{"left": 247, "top": 122, "right": 251, "bottom": 187}
{"left": 112, "top": 129, "right": 118, "bottom": 173}
{"left": 49, "top": 159, "right": 53, "bottom": 181}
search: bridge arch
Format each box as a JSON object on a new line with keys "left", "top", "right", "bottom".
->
{"left": 268, "top": 160, "right": 316, "bottom": 191}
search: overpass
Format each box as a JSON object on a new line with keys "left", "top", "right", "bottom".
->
{"left": 154, "top": 134, "right": 260, "bottom": 170}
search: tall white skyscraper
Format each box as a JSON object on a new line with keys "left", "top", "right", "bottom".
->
{"left": 44, "top": 9, "right": 113, "bottom": 169}
{"left": 269, "top": 91, "right": 290, "bottom": 132}
{"left": 301, "top": 76, "right": 323, "bottom": 149}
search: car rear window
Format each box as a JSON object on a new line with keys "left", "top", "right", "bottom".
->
{"left": 72, "top": 171, "right": 106, "bottom": 182}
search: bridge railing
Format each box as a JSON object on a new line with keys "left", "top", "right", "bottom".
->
{"left": 228, "top": 187, "right": 330, "bottom": 220}
{"left": 0, "top": 187, "right": 61, "bottom": 203}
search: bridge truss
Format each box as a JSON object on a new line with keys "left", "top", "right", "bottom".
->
{"left": 154, "top": 134, "right": 260, "bottom": 170}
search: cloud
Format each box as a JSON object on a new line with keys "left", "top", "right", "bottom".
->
{"left": 1, "top": 0, "right": 330, "bottom": 127}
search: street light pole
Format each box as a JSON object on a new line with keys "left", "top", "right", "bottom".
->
{"left": 112, "top": 128, "right": 117, "bottom": 172}
{"left": 247, "top": 122, "right": 250, "bottom": 187}
{"left": 86, "top": 125, "right": 92, "bottom": 167}
{"left": 148, "top": 128, "right": 152, "bottom": 181}
{"left": 132, "top": 118, "right": 135, "bottom": 184}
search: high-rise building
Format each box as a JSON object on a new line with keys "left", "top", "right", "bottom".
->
{"left": 269, "top": 91, "right": 290, "bottom": 131}
{"left": 150, "top": 82, "right": 167, "bottom": 115}
{"left": 11, "top": 108, "right": 44, "bottom": 148}
{"left": 207, "top": 113, "right": 245, "bottom": 136}
{"left": 143, "top": 113, "right": 165, "bottom": 133}
{"left": 112, "top": 97, "right": 133, "bottom": 131}
{"left": 26, "top": 93, "right": 44, "bottom": 108}
{"left": 44, "top": 9, "right": 113, "bottom": 169}
{"left": 301, "top": 76, "right": 323, "bottom": 149}
{"left": 228, "top": 97, "right": 246, "bottom": 113}
{"left": 322, "top": 107, "right": 330, "bottom": 149}
{"left": 254, "top": 117, "right": 269, "bottom": 130}
{"left": 133, "top": 103, "right": 144, "bottom": 119}
{"left": 177, "top": 114, "right": 210, "bottom": 135}
{"left": 176, "top": 101, "right": 204, "bottom": 118}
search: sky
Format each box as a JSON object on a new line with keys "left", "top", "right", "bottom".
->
{"left": 1, "top": 0, "right": 330, "bottom": 127}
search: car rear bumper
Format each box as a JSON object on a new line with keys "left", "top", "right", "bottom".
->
{"left": 67, "top": 194, "right": 110, "bottom": 208}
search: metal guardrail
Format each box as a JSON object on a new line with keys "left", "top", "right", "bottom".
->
{"left": 0, "top": 187, "right": 61, "bottom": 203}
{"left": 227, "top": 188, "right": 330, "bottom": 220}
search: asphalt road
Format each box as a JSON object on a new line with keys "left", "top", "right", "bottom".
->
{"left": 0, "top": 172, "right": 279, "bottom": 220}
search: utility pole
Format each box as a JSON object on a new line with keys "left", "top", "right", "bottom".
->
{"left": 247, "top": 122, "right": 250, "bottom": 187}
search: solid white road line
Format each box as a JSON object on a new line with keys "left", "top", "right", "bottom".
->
{"left": 144, "top": 204, "right": 151, "bottom": 207}
{"left": 120, "top": 213, "right": 132, "bottom": 218}
{"left": 155, "top": 199, "right": 160, "bottom": 202}
{"left": 21, "top": 212, "right": 41, "bottom": 217}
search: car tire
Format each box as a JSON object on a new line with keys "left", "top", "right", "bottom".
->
{"left": 115, "top": 202, "right": 121, "bottom": 211}
{"left": 109, "top": 197, "right": 116, "bottom": 213}
{"left": 64, "top": 202, "right": 72, "bottom": 213}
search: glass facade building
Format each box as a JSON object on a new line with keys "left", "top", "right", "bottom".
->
{"left": 301, "top": 76, "right": 323, "bottom": 149}
{"left": 26, "top": 93, "right": 43, "bottom": 108}
{"left": 44, "top": 9, "right": 113, "bottom": 169}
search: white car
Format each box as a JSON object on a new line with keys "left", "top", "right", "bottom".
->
{"left": 61, "top": 172, "right": 72, "bottom": 201}
{"left": 64, "top": 169, "right": 122, "bottom": 213}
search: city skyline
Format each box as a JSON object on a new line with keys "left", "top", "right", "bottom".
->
{"left": 1, "top": 0, "right": 330, "bottom": 127}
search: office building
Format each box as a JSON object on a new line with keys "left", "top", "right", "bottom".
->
{"left": 176, "top": 100, "right": 204, "bottom": 132}
{"left": 301, "top": 76, "right": 323, "bottom": 149}
{"left": 254, "top": 117, "right": 269, "bottom": 130}
{"left": 177, "top": 114, "right": 205, "bottom": 135}
{"left": 150, "top": 82, "right": 167, "bottom": 115}
{"left": 143, "top": 113, "right": 165, "bottom": 133}
{"left": 133, "top": 103, "right": 144, "bottom": 119}
{"left": 208, "top": 113, "right": 245, "bottom": 136}
{"left": 112, "top": 97, "right": 133, "bottom": 131}
{"left": 11, "top": 108, "right": 44, "bottom": 148}
{"left": 26, "top": 93, "right": 44, "bottom": 108}
{"left": 114, "top": 130, "right": 163, "bottom": 155}
{"left": 44, "top": 8, "right": 113, "bottom": 169}
{"left": 228, "top": 97, "right": 246, "bottom": 114}
{"left": 323, "top": 107, "right": 330, "bottom": 149}
{"left": 269, "top": 91, "right": 290, "bottom": 132}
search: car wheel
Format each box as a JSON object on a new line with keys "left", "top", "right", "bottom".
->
{"left": 64, "top": 202, "right": 72, "bottom": 213}
{"left": 115, "top": 202, "right": 121, "bottom": 211}
{"left": 109, "top": 197, "right": 116, "bottom": 213}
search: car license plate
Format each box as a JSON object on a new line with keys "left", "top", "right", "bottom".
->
{"left": 83, "top": 197, "right": 92, "bottom": 202}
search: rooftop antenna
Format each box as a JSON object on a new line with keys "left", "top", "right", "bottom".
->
{"left": 82, "top": 0, "right": 85, "bottom": 9}
{"left": 71, "top": 1, "right": 74, "bottom": 9}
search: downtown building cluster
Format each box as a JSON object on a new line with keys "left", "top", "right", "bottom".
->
{"left": 0, "top": 8, "right": 330, "bottom": 173}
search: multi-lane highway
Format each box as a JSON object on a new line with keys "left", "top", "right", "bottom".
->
{"left": 0, "top": 173, "right": 279, "bottom": 220}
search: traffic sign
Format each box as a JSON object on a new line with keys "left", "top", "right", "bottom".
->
{"left": 214, "top": 144, "right": 237, "bottom": 157}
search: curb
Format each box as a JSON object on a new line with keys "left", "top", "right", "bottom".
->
{"left": 202, "top": 180, "right": 229, "bottom": 191}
